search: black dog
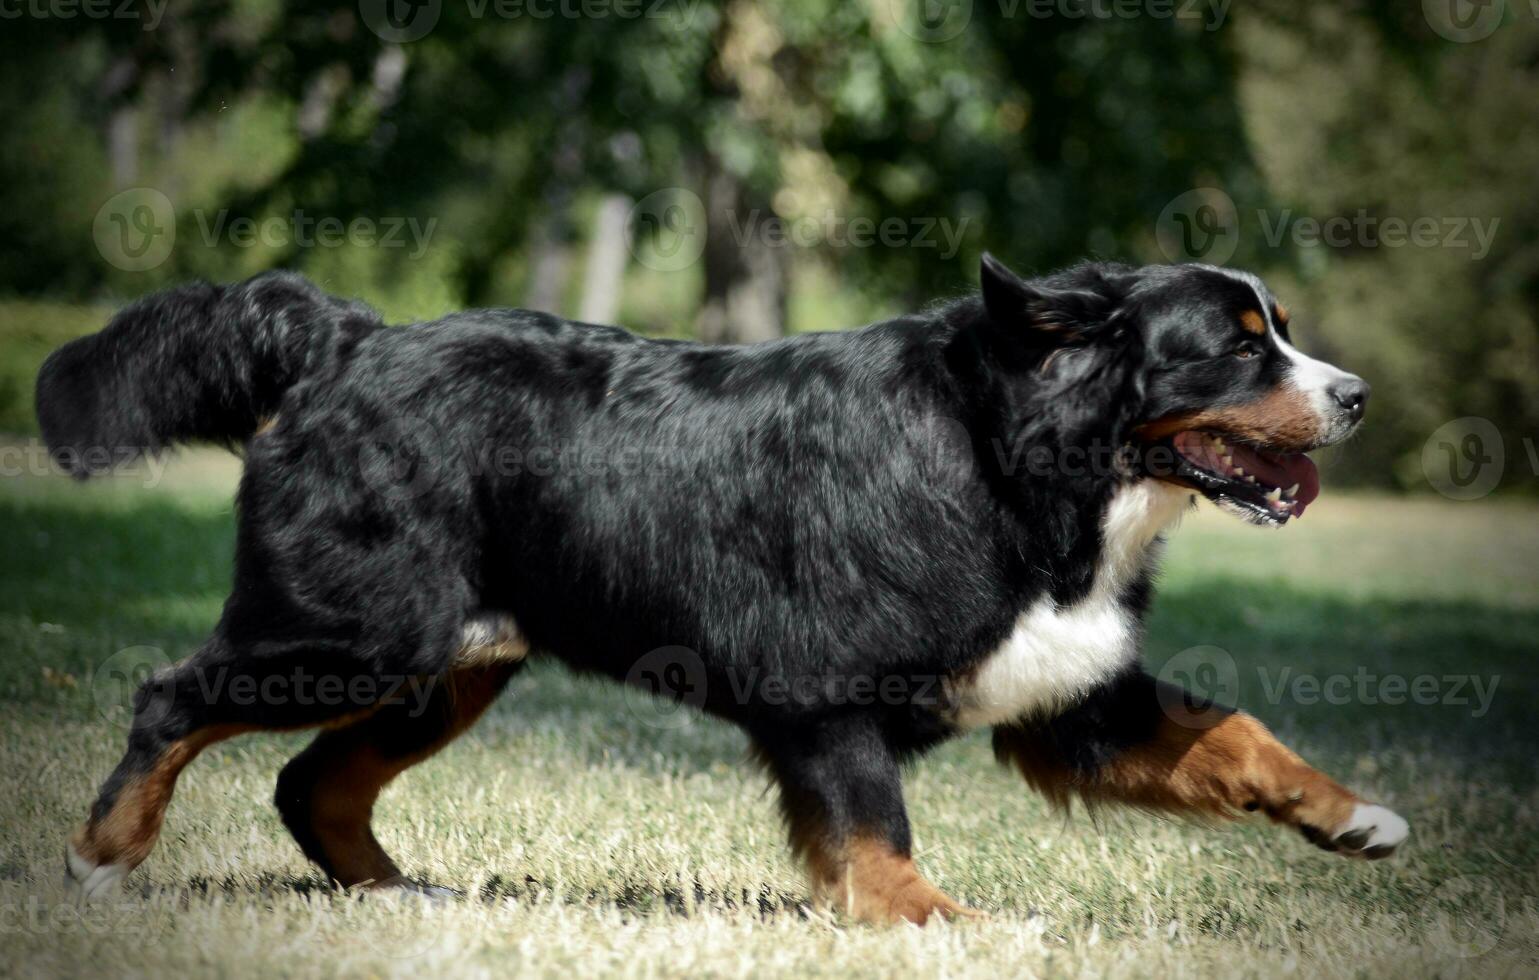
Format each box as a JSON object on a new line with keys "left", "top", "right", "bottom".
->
{"left": 39, "top": 255, "right": 1407, "bottom": 922}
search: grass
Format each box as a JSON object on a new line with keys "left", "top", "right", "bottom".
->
{"left": 1, "top": 445, "right": 1537, "bottom": 978}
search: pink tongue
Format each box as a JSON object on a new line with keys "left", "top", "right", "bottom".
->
{"left": 1172, "top": 431, "right": 1321, "bottom": 515}
{"left": 1228, "top": 442, "right": 1320, "bottom": 507}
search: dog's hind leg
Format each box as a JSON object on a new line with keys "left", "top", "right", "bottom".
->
{"left": 274, "top": 662, "right": 520, "bottom": 891}
{"left": 65, "top": 637, "right": 389, "bottom": 899}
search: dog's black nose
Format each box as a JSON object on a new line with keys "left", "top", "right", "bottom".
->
{"left": 1329, "top": 377, "right": 1370, "bottom": 422}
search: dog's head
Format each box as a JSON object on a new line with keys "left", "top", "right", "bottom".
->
{"left": 978, "top": 254, "right": 1368, "bottom": 526}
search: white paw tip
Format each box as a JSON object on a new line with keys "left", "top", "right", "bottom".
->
{"left": 1336, "top": 803, "right": 1409, "bottom": 857}
{"left": 65, "top": 843, "right": 129, "bottom": 900}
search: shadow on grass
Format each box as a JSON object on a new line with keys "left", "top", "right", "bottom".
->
{"left": 167, "top": 870, "right": 812, "bottom": 920}
{"left": 478, "top": 873, "right": 810, "bottom": 919}
{"left": 5, "top": 496, "right": 1535, "bottom": 785}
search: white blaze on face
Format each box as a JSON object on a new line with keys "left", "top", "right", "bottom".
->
{"left": 1204, "top": 265, "right": 1358, "bottom": 444}
{"left": 1275, "top": 333, "right": 1356, "bottom": 439}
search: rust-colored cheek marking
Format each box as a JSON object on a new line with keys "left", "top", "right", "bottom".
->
{"left": 1240, "top": 310, "right": 1266, "bottom": 335}
{"left": 1136, "top": 385, "right": 1324, "bottom": 451}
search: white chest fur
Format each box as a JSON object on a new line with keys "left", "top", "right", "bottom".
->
{"left": 951, "top": 481, "right": 1194, "bottom": 728}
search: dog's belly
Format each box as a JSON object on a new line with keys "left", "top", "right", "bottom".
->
{"left": 950, "top": 481, "right": 1194, "bottom": 728}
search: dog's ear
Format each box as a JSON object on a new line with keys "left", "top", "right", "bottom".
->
{"left": 980, "top": 253, "right": 1122, "bottom": 339}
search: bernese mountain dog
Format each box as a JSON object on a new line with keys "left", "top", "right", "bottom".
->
{"left": 37, "top": 254, "right": 1408, "bottom": 923}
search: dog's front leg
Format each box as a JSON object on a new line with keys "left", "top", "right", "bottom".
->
{"left": 992, "top": 668, "right": 1409, "bottom": 857}
{"left": 755, "top": 714, "right": 981, "bottom": 924}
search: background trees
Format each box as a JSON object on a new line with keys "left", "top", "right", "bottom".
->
{"left": 2, "top": 0, "right": 1534, "bottom": 487}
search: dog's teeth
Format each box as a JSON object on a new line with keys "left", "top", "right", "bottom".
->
{"left": 1244, "top": 475, "right": 1257, "bottom": 484}
{"left": 1284, "top": 483, "right": 1299, "bottom": 498}
{"left": 1222, "top": 455, "right": 1233, "bottom": 467}
{"left": 1265, "top": 487, "right": 1282, "bottom": 503}
{"left": 1213, "top": 437, "right": 1226, "bottom": 452}
{"left": 1233, "top": 466, "right": 1244, "bottom": 476}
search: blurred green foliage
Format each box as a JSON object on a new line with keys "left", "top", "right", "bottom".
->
{"left": 0, "top": 1, "right": 1535, "bottom": 488}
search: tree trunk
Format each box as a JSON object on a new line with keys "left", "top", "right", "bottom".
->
{"left": 696, "top": 163, "right": 786, "bottom": 344}
{"left": 577, "top": 193, "right": 633, "bottom": 324}
{"left": 523, "top": 215, "right": 573, "bottom": 316}
{"left": 100, "top": 55, "right": 139, "bottom": 189}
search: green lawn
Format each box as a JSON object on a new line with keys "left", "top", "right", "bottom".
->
{"left": 1, "top": 447, "right": 1536, "bottom": 978}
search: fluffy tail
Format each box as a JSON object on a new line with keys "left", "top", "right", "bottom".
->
{"left": 36, "top": 271, "right": 383, "bottom": 476}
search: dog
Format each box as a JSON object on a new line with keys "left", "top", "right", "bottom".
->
{"left": 38, "top": 254, "right": 1408, "bottom": 923}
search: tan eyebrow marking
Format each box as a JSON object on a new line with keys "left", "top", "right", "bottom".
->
{"left": 1274, "top": 303, "right": 1290, "bottom": 326}
{"left": 1240, "top": 310, "right": 1266, "bottom": 335}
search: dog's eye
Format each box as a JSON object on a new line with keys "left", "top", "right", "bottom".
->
{"left": 1234, "top": 342, "right": 1262, "bottom": 360}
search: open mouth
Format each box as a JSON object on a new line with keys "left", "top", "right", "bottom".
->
{"left": 1155, "top": 430, "right": 1321, "bottom": 525}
